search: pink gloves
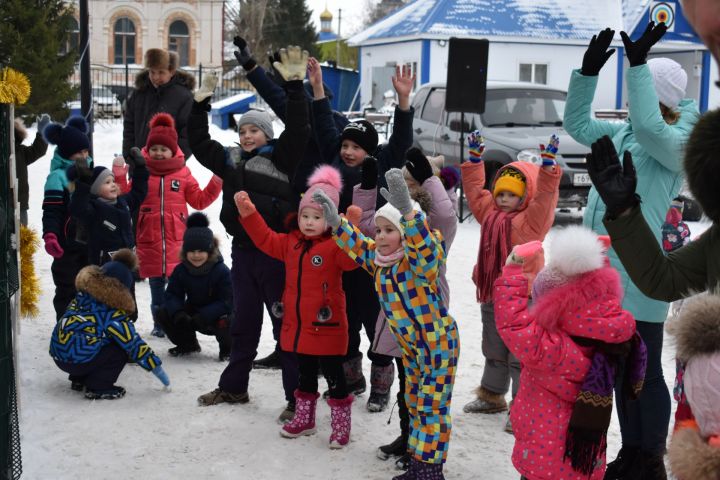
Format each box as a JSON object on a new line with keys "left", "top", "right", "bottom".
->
{"left": 506, "top": 240, "right": 543, "bottom": 265}
{"left": 43, "top": 233, "right": 64, "bottom": 258}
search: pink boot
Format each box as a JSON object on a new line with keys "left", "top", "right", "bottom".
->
{"left": 280, "top": 390, "right": 319, "bottom": 438}
{"left": 327, "top": 395, "right": 354, "bottom": 449}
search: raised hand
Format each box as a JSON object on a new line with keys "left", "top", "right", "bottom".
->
{"left": 312, "top": 190, "right": 341, "bottom": 229}
{"left": 360, "top": 155, "right": 378, "bottom": 190}
{"left": 467, "top": 130, "right": 485, "bottom": 163}
{"left": 194, "top": 72, "right": 218, "bottom": 103}
{"left": 506, "top": 240, "right": 544, "bottom": 265}
{"left": 273, "top": 46, "right": 310, "bottom": 82}
{"left": 344, "top": 205, "right": 362, "bottom": 225}
{"left": 380, "top": 169, "right": 413, "bottom": 217}
{"left": 233, "top": 36, "right": 256, "bottom": 70}
{"left": 307, "top": 57, "right": 324, "bottom": 97}
{"left": 129, "top": 147, "right": 146, "bottom": 168}
{"left": 37, "top": 114, "right": 51, "bottom": 134}
{"left": 581, "top": 28, "right": 616, "bottom": 76}
{"left": 620, "top": 21, "right": 667, "bottom": 66}
{"left": 540, "top": 134, "right": 560, "bottom": 167}
{"left": 404, "top": 147, "right": 433, "bottom": 185}
{"left": 586, "top": 135, "right": 639, "bottom": 217}
{"left": 233, "top": 191, "right": 257, "bottom": 218}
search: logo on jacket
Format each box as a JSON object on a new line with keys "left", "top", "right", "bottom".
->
{"left": 170, "top": 179, "right": 180, "bottom": 191}
{"left": 311, "top": 255, "right": 323, "bottom": 267}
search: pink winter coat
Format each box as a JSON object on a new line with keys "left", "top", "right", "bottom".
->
{"left": 494, "top": 263, "right": 635, "bottom": 480}
{"left": 116, "top": 149, "right": 222, "bottom": 278}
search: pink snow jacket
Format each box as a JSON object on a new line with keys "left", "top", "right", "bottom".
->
{"left": 494, "top": 263, "right": 635, "bottom": 480}
{"left": 462, "top": 161, "right": 561, "bottom": 302}
{"left": 115, "top": 150, "right": 222, "bottom": 278}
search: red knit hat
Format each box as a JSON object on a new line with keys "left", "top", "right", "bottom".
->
{"left": 146, "top": 113, "right": 178, "bottom": 154}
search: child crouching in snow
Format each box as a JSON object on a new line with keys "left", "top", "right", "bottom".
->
{"left": 234, "top": 165, "right": 358, "bottom": 448}
{"left": 314, "top": 168, "right": 459, "bottom": 478}
{"left": 49, "top": 249, "right": 170, "bottom": 399}
{"left": 494, "top": 227, "right": 646, "bottom": 480}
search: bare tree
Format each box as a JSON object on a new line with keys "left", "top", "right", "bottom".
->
{"left": 226, "top": 0, "right": 280, "bottom": 62}
{"left": 362, "top": 0, "right": 407, "bottom": 29}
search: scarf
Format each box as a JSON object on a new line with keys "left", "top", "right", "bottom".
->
{"left": 146, "top": 153, "right": 185, "bottom": 176}
{"left": 182, "top": 256, "right": 219, "bottom": 276}
{"left": 375, "top": 246, "right": 405, "bottom": 267}
{"left": 564, "top": 332, "right": 647, "bottom": 475}
{"left": 476, "top": 209, "right": 516, "bottom": 303}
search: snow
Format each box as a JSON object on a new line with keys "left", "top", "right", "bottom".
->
{"left": 15, "top": 119, "right": 706, "bottom": 479}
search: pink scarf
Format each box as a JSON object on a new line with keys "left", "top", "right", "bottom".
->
{"left": 475, "top": 210, "right": 516, "bottom": 303}
{"left": 375, "top": 246, "right": 405, "bottom": 267}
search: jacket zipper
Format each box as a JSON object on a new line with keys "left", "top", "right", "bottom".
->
{"left": 292, "top": 247, "right": 307, "bottom": 352}
{"left": 160, "top": 176, "right": 166, "bottom": 277}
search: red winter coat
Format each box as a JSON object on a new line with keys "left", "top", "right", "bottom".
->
{"left": 119, "top": 149, "right": 222, "bottom": 278}
{"left": 241, "top": 211, "right": 358, "bottom": 356}
{"left": 494, "top": 264, "right": 635, "bottom": 480}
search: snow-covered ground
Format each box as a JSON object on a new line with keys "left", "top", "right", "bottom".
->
{"left": 15, "top": 119, "right": 704, "bottom": 479}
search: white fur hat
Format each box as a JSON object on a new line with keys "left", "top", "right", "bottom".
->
{"left": 648, "top": 58, "right": 688, "bottom": 110}
{"left": 546, "top": 225, "right": 606, "bottom": 277}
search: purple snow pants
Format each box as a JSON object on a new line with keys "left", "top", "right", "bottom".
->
{"left": 218, "top": 246, "right": 299, "bottom": 402}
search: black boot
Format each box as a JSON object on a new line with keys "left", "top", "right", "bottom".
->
{"left": 253, "top": 349, "right": 282, "bottom": 369}
{"left": 631, "top": 451, "right": 667, "bottom": 480}
{"left": 323, "top": 354, "right": 366, "bottom": 398}
{"left": 377, "top": 434, "right": 408, "bottom": 460}
{"left": 604, "top": 446, "right": 639, "bottom": 479}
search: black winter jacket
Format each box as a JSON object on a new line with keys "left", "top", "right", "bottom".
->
{"left": 122, "top": 70, "right": 195, "bottom": 160}
{"left": 15, "top": 132, "right": 48, "bottom": 209}
{"left": 188, "top": 83, "right": 310, "bottom": 248}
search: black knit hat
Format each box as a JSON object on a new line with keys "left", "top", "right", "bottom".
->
{"left": 101, "top": 249, "right": 137, "bottom": 291}
{"left": 340, "top": 120, "right": 378, "bottom": 154}
{"left": 42, "top": 116, "right": 90, "bottom": 160}
{"left": 183, "top": 212, "right": 214, "bottom": 253}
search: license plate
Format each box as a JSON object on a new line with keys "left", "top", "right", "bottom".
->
{"left": 573, "top": 173, "right": 592, "bottom": 186}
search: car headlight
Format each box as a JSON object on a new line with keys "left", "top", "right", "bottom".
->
{"left": 517, "top": 148, "right": 542, "bottom": 165}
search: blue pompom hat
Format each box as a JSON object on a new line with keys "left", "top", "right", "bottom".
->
{"left": 42, "top": 116, "right": 90, "bottom": 160}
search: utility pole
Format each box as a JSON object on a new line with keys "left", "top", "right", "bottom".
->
{"left": 336, "top": 8, "right": 341, "bottom": 67}
{"left": 79, "top": 0, "right": 93, "bottom": 153}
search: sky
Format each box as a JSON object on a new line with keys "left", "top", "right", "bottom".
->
{"left": 306, "top": 0, "right": 376, "bottom": 37}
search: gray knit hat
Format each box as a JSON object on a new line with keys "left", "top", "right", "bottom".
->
{"left": 238, "top": 110, "right": 274, "bottom": 140}
{"left": 90, "top": 167, "right": 114, "bottom": 196}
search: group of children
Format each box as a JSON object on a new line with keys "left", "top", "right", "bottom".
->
{"left": 38, "top": 44, "right": 720, "bottom": 480}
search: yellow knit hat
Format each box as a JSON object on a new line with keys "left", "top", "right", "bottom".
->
{"left": 493, "top": 168, "right": 526, "bottom": 198}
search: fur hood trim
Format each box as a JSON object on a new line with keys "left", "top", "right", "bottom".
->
{"left": 684, "top": 108, "right": 720, "bottom": 223}
{"left": 409, "top": 185, "right": 433, "bottom": 214}
{"left": 546, "top": 225, "right": 606, "bottom": 277}
{"left": 668, "top": 427, "right": 720, "bottom": 480}
{"left": 75, "top": 266, "right": 136, "bottom": 313}
{"left": 14, "top": 118, "right": 27, "bottom": 143}
{"left": 532, "top": 266, "right": 623, "bottom": 333}
{"left": 673, "top": 292, "right": 720, "bottom": 361}
{"left": 134, "top": 69, "right": 196, "bottom": 92}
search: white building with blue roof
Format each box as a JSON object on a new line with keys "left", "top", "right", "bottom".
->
{"left": 348, "top": 0, "right": 718, "bottom": 111}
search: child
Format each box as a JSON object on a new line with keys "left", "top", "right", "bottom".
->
{"left": 234, "top": 165, "right": 358, "bottom": 447}
{"left": 667, "top": 293, "right": 720, "bottom": 480}
{"left": 41, "top": 116, "right": 93, "bottom": 319}
{"left": 15, "top": 115, "right": 49, "bottom": 225}
{"left": 315, "top": 169, "right": 460, "bottom": 478}
{"left": 188, "top": 47, "right": 308, "bottom": 420}
{"left": 49, "top": 249, "right": 170, "bottom": 399}
{"left": 308, "top": 57, "right": 416, "bottom": 405}
{"left": 461, "top": 132, "right": 562, "bottom": 425}
{"left": 157, "top": 212, "right": 232, "bottom": 361}
{"left": 662, "top": 197, "right": 691, "bottom": 253}
{"left": 68, "top": 147, "right": 148, "bottom": 266}
{"left": 118, "top": 112, "right": 222, "bottom": 337}
{"left": 494, "top": 227, "right": 646, "bottom": 480}
{"left": 353, "top": 150, "right": 458, "bottom": 468}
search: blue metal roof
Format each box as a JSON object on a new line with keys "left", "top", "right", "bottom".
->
{"left": 318, "top": 30, "right": 339, "bottom": 42}
{"left": 348, "top": 0, "right": 701, "bottom": 45}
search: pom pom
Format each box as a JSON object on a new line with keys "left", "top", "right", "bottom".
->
{"left": 42, "top": 122, "right": 63, "bottom": 145}
{"left": 66, "top": 116, "right": 89, "bottom": 134}
{"left": 149, "top": 112, "right": 175, "bottom": 129}
{"left": 307, "top": 165, "right": 343, "bottom": 191}
{"left": 186, "top": 212, "right": 210, "bottom": 229}
{"left": 546, "top": 225, "right": 605, "bottom": 277}
{"left": 109, "top": 248, "right": 138, "bottom": 272}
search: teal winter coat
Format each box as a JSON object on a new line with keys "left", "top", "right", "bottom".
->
{"left": 564, "top": 64, "right": 700, "bottom": 322}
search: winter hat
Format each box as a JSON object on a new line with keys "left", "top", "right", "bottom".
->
{"left": 89, "top": 166, "right": 114, "bottom": 196}
{"left": 42, "top": 116, "right": 90, "bottom": 160}
{"left": 238, "top": 110, "right": 274, "bottom": 140}
{"left": 341, "top": 120, "right": 378, "bottom": 154}
{"left": 532, "top": 225, "right": 606, "bottom": 299}
{"left": 648, "top": 58, "right": 687, "bottom": 110}
{"left": 374, "top": 199, "right": 421, "bottom": 235}
{"left": 146, "top": 113, "right": 178, "bottom": 154}
{"left": 144, "top": 48, "right": 178, "bottom": 70}
{"left": 673, "top": 293, "right": 720, "bottom": 438}
{"left": 182, "top": 212, "right": 214, "bottom": 253}
{"left": 298, "top": 165, "right": 343, "bottom": 214}
{"left": 685, "top": 108, "right": 720, "bottom": 223}
{"left": 100, "top": 248, "right": 137, "bottom": 291}
{"left": 440, "top": 165, "right": 460, "bottom": 190}
{"left": 493, "top": 168, "right": 526, "bottom": 198}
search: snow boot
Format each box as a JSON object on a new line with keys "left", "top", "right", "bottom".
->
{"left": 168, "top": 343, "right": 201, "bottom": 357}
{"left": 367, "top": 363, "right": 394, "bottom": 412}
{"left": 85, "top": 385, "right": 126, "bottom": 400}
{"left": 621, "top": 451, "right": 667, "bottom": 480}
{"left": 151, "top": 323, "right": 166, "bottom": 338}
{"left": 281, "top": 390, "right": 319, "bottom": 438}
{"left": 253, "top": 349, "right": 282, "bottom": 370}
{"left": 604, "top": 446, "right": 640, "bottom": 479}
{"left": 277, "top": 399, "right": 296, "bottom": 424}
{"left": 323, "top": 354, "right": 366, "bottom": 398}
{"left": 395, "top": 453, "right": 412, "bottom": 471}
{"left": 413, "top": 458, "right": 445, "bottom": 480}
{"left": 378, "top": 434, "right": 408, "bottom": 460}
{"left": 197, "top": 388, "right": 249, "bottom": 406}
{"left": 392, "top": 457, "right": 417, "bottom": 480}
{"left": 462, "top": 386, "right": 508, "bottom": 414}
{"left": 327, "top": 394, "right": 354, "bottom": 449}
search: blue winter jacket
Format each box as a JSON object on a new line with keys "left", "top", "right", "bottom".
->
{"left": 564, "top": 64, "right": 700, "bottom": 322}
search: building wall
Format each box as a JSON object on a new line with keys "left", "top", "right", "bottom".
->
{"left": 359, "top": 41, "right": 423, "bottom": 107}
{"left": 71, "top": 0, "right": 224, "bottom": 67}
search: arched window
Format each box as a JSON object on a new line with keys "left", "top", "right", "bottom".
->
{"left": 168, "top": 20, "right": 189, "bottom": 66}
{"left": 61, "top": 17, "right": 80, "bottom": 56}
{"left": 114, "top": 17, "right": 136, "bottom": 64}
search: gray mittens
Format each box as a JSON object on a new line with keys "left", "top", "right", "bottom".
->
{"left": 312, "top": 190, "right": 341, "bottom": 229}
{"left": 380, "top": 168, "right": 414, "bottom": 216}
